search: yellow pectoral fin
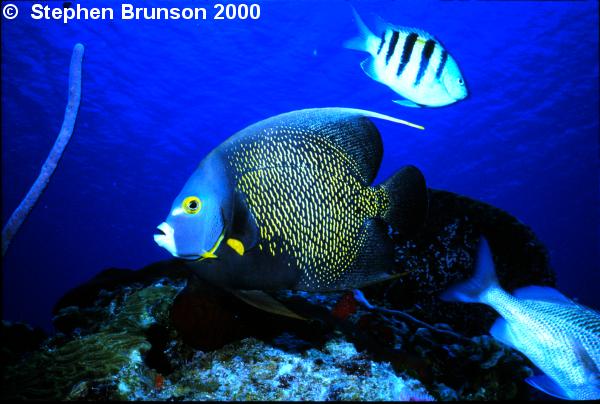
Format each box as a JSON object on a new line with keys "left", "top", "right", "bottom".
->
{"left": 226, "top": 238, "right": 245, "bottom": 256}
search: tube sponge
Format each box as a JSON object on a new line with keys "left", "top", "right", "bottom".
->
{"left": 2, "top": 43, "right": 84, "bottom": 256}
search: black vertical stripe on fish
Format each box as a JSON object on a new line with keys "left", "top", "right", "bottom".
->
{"left": 396, "top": 32, "right": 418, "bottom": 77}
{"left": 414, "top": 39, "right": 436, "bottom": 87}
{"left": 435, "top": 49, "right": 448, "bottom": 80}
{"left": 386, "top": 31, "right": 399, "bottom": 65}
{"left": 376, "top": 32, "right": 386, "bottom": 55}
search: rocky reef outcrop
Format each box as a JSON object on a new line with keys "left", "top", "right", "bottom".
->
{"left": 0, "top": 190, "right": 555, "bottom": 400}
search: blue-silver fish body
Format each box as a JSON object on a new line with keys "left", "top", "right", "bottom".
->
{"left": 345, "top": 7, "right": 467, "bottom": 108}
{"left": 442, "top": 238, "right": 600, "bottom": 400}
{"left": 154, "top": 108, "right": 428, "bottom": 292}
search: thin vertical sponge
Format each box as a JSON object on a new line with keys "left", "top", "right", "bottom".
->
{"left": 2, "top": 43, "right": 85, "bottom": 256}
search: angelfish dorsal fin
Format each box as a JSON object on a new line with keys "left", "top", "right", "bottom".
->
{"left": 230, "top": 290, "right": 307, "bottom": 321}
{"left": 238, "top": 108, "right": 423, "bottom": 188}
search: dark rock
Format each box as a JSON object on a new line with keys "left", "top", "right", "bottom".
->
{"left": 171, "top": 275, "right": 334, "bottom": 351}
{"left": 53, "top": 259, "right": 189, "bottom": 314}
{"left": 363, "top": 188, "right": 556, "bottom": 335}
{"left": 0, "top": 321, "right": 47, "bottom": 368}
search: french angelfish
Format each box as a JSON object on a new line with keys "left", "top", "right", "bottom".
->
{"left": 154, "top": 107, "right": 428, "bottom": 298}
{"left": 441, "top": 237, "right": 600, "bottom": 401}
{"left": 344, "top": 7, "right": 467, "bottom": 108}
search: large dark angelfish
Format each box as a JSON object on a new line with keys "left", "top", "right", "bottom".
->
{"left": 154, "top": 108, "right": 428, "bottom": 295}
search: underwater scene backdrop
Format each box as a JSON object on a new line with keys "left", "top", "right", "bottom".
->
{"left": 1, "top": 0, "right": 599, "bottom": 400}
{"left": 3, "top": 0, "right": 598, "bottom": 330}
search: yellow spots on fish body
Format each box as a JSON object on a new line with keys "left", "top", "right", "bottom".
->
{"left": 227, "top": 126, "right": 385, "bottom": 288}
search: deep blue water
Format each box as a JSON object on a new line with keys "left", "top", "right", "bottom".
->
{"left": 2, "top": 0, "right": 598, "bottom": 331}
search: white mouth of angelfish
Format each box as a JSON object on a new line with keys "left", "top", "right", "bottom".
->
{"left": 153, "top": 222, "right": 203, "bottom": 260}
{"left": 154, "top": 222, "right": 177, "bottom": 256}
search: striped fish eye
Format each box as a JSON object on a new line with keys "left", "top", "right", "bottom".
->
{"left": 458, "top": 78, "right": 464, "bottom": 85}
{"left": 182, "top": 196, "right": 202, "bottom": 215}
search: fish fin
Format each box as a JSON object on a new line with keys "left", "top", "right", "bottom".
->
{"left": 352, "top": 289, "right": 375, "bottom": 309}
{"left": 360, "top": 58, "right": 382, "bottom": 83}
{"left": 344, "top": 6, "right": 374, "bottom": 52}
{"left": 489, "top": 317, "right": 517, "bottom": 349}
{"left": 440, "top": 236, "right": 499, "bottom": 303}
{"left": 306, "top": 108, "right": 424, "bottom": 186}
{"left": 393, "top": 99, "right": 424, "bottom": 108}
{"left": 373, "top": 14, "right": 390, "bottom": 37}
{"left": 374, "top": 15, "right": 436, "bottom": 42}
{"left": 513, "top": 286, "right": 574, "bottom": 305}
{"left": 400, "top": 27, "right": 437, "bottom": 41}
{"left": 378, "top": 165, "right": 428, "bottom": 235}
{"left": 268, "top": 108, "right": 387, "bottom": 185}
{"left": 226, "top": 238, "right": 245, "bottom": 256}
{"left": 326, "top": 218, "right": 396, "bottom": 290}
{"left": 230, "top": 289, "right": 307, "bottom": 321}
{"left": 353, "top": 271, "right": 405, "bottom": 289}
{"left": 242, "top": 108, "right": 422, "bottom": 188}
{"left": 229, "top": 190, "right": 259, "bottom": 251}
{"left": 525, "top": 375, "right": 570, "bottom": 400}
{"left": 340, "top": 108, "right": 425, "bottom": 131}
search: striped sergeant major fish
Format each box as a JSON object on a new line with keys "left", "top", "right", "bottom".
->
{"left": 441, "top": 237, "right": 600, "bottom": 401}
{"left": 345, "top": 7, "right": 468, "bottom": 108}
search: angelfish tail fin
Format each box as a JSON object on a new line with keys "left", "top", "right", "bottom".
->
{"left": 440, "top": 236, "right": 499, "bottom": 304}
{"left": 378, "top": 165, "right": 428, "bottom": 235}
{"left": 344, "top": 6, "right": 375, "bottom": 53}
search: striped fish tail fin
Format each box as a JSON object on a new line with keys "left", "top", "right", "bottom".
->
{"left": 378, "top": 165, "right": 428, "bottom": 235}
{"left": 344, "top": 6, "right": 377, "bottom": 53}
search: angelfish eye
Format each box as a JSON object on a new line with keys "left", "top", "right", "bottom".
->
{"left": 182, "top": 196, "right": 202, "bottom": 214}
{"left": 458, "top": 78, "right": 464, "bottom": 85}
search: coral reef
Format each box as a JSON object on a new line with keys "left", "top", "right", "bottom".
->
{"left": 1, "top": 190, "right": 552, "bottom": 400}
{"left": 368, "top": 188, "right": 556, "bottom": 336}
{"left": 1, "top": 280, "right": 181, "bottom": 400}
{"left": 1, "top": 275, "right": 533, "bottom": 401}
{"left": 1, "top": 277, "right": 435, "bottom": 401}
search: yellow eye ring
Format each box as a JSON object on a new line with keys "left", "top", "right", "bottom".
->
{"left": 182, "top": 196, "right": 202, "bottom": 214}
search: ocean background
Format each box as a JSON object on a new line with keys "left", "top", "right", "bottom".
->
{"left": 2, "top": 0, "right": 598, "bottom": 331}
